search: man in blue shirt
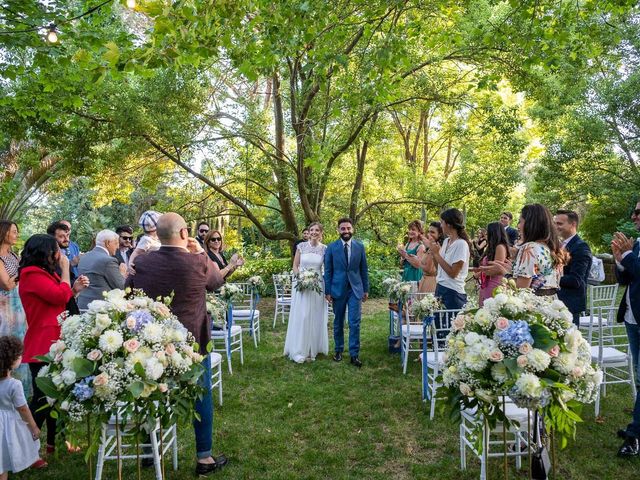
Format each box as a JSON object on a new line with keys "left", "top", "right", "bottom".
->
{"left": 59, "top": 219, "right": 80, "bottom": 279}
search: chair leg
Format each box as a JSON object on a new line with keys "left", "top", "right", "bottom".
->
{"left": 273, "top": 304, "right": 278, "bottom": 328}
{"left": 95, "top": 426, "right": 106, "bottom": 480}
{"left": 218, "top": 371, "right": 223, "bottom": 406}
{"left": 595, "top": 384, "right": 601, "bottom": 417}
{"left": 402, "top": 337, "right": 409, "bottom": 374}
{"left": 429, "top": 377, "right": 437, "bottom": 420}
{"left": 150, "top": 427, "right": 162, "bottom": 480}
{"left": 459, "top": 423, "right": 466, "bottom": 470}
{"left": 252, "top": 324, "right": 258, "bottom": 348}
{"left": 171, "top": 425, "right": 178, "bottom": 471}
{"left": 239, "top": 335, "right": 244, "bottom": 365}
{"left": 226, "top": 339, "right": 233, "bottom": 375}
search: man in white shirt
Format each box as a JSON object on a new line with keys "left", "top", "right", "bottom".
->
{"left": 613, "top": 200, "right": 640, "bottom": 457}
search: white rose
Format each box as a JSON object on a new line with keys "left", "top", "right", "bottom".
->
{"left": 144, "top": 357, "right": 164, "bottom": 381}
{"left": 88, "top": 300, "right": 110, "bottom": 312}
{"left": 464, "top": 332, "right": 481, "bottom": 345}
{"left": 52, "top": 374, "right": 64, "bottom": 387}
{"left": 459, "top": 383, "right": 473, "bottom": 396}
{"left": 60, "top": 400, "right": 70, "bottom": 411}
{"left": 62, "top": 349, "right": 79, "bottom": 369}
{"left": 61, "top": 369, "right": 76, "bottom": 385}
{"left": 95, "top": 313, "right": 111, "bottom": 330}
{"left": 141, "top": 323, "right": 163, "bottom": 343}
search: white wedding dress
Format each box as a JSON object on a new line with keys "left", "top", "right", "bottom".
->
{"left": 283, "top": 241, "right": 329, "bottom": 363}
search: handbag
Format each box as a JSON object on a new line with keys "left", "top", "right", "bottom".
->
{"left": 531, "top": 411, "right": 551, "bottom": 480}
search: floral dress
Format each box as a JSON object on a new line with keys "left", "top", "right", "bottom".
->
{"left": 0, "top": 252, "right": 30, "bottom": 396}
{"left": 513, "top": 242, "right": 561, "bottom": 292}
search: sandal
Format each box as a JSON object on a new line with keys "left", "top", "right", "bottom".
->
{"left": 31, "top": 458, "right": 48, "bottom": 469}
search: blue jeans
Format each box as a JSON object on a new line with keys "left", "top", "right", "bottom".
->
{"left": 332, "top": 286, "right": 362, "bottom": 357}
{"left": 194, "top": 355, "right": 213, "bottom": 458}
{"left": 625, "top": 322, "right": 640, "bottom": 438}
{"left": 435, "top": 284, "right": 467, "bottom": 310}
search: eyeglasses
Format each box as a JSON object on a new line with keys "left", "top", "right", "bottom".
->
{"left": 199, "top": 229, "right": 209, "bottom": 233}
{"left": 209, "top": 237, "right": 222, "bottom": 242}
{"left": 120, "top": 236, "right": 133, "bottom": 241}
{"left": 633, "top": 209, "right": 640, "bottom": 217}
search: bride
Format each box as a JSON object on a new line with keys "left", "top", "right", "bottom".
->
{"left": 283, "top": 222, "right": 329, "bottom": 363}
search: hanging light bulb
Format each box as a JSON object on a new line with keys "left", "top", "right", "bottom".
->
{"left": 126, "top": 0, "right": 136, "bottom": 9}
{"left": 46, "top": 24, "right": 58, "bottom": 43}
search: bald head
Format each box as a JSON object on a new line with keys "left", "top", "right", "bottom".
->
{"left": 156, "top": 213, "right": 189, "bottom": 246}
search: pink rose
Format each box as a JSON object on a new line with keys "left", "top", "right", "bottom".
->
{"left": 571, "top": 366, "right": 584, "bottom": 377}
{"left": 517, "top": 355, "right": 528, "bottom": 368}
{"left": 126, "top": 317, "right": 137, "bottom": 330}
{"left": 165, "top": 343, "right": 176, "bottom": 356}
{"left": 489, "top": 350, "right": 504, "bottom": 362}
{"left": 87, "top": 349, "right": 103, "bottom": 361}
{"left": 154, "top": 303, "right": 171, "bottom": 317}
{"left": 158, "top": 383, "right": 168, "bottom": 393}
{"left": 548, "top": 345, "right": 560, "bottom": 357}
{"left": 495, "top": 317, "right": 509, "bottom": 330}
{"left": 54, "top": 353, "right": 63, "bottom": 363}
{"left": 452, "top": 315, "right": 466, "bottom": 331}
{"left": 93, "top": 373, "right": 109, "bottom": 386}
{"left": 519, "top": 342, "right": 533, "bottom": 355}
{"left": 123, "top": 339, "right": 140, "bottom": 353}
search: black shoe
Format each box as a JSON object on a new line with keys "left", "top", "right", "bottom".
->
{"left": 618, "top": 429, "right": 628, "bottom": 439}
{"left": 195, "top": 455, "right": 228, "bottom": 476}
{"left": 141, "top": 457, "right": 154, "bottom": 468}
{"left": 333, "top": 352, "right": 342, "bottom": 362}
{"left": 617, "top": 437, "right": 640, "bottom": 457}
{"left": 350, "top": 356, "right": 362, "bottom": 368}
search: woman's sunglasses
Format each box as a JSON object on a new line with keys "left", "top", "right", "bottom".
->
{"left": 208, "top": 237, "right": 222, "bottom": 242}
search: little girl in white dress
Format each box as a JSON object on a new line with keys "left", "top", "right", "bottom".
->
{"left": 0, "top": 336, "right": 46, "bottom": 478}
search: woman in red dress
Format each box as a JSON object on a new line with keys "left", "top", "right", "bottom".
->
{"left": 18, "top": 234, "right": 89, "bottom": 454}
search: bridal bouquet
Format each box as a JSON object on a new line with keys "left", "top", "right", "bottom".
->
{"left": 294, "top": 269, "right": 323, "bottom": 294}
{"left": 382, "top": 277, "right": 413, "bottom": 304}
{"left": 440, "top": 281, "right": 602, "bottom": 447}
{"left": 409, "top": 294, "right": 441, "bottom": 321}
{"left": 35, "top": 289, "right": 205, "bottom": 451}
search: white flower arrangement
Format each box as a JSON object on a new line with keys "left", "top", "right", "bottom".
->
{"left": 294, "top": 269, "right": 323, "bottom": 294}
{"left": 206, "top": 293, "right": 227, "bottom": 325}
{"left": 247, "top": 275, "right": 266, "bottom": 294}
{"left": 36, "top": 288, "right": 205, "bottom": 449}
{"left": 441, "top": 281, "right": 602, "bottom": 448}
{"left": 409, "top": 294, "right": 441, "bottom": 322}
{"left": 274, "top": 271, "right": 293, "bottom": 288}
{"left": 219, "top": 283, "right": 243, "bottom": 303}
{"left": 383, "top": 277, "right": 413, "bottom": 304}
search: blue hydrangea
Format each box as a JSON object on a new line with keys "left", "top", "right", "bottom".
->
{"left": 125, "top": 309, "right": 154, "bottom": 332}
{"left": 496, "top": 320, "right": 534, "bottom": 348}
{"left": 72, "top": 376, "right": 95, "bottom": 401}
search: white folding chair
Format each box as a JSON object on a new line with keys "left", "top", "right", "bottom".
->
{"left": 579, "top": 284, "right": 619, "bottom": 343}
{"left": 460, "top": 397, "right": 532, "bottom": 480}
{"left": 211, "top": 303, "right": 244, "bottom": 374}
{"left": 210, "top": 352, "right": 223, "bottom": 405}
{"left": 228, "top": 283, "right": 261, "bottom": 348}
{"left": 420, "top": 308, "right": 460, "bottom": 419}
{"left": 95, "top": 408, "right": 177, "bottom": 480}
{"left": 401, "top": 292, "right": 430, "bottom": 374}
{"left": 590, "top": 306, "right": 636, "bottom": 416}
{"left": 272, "top": 274, "right": 292, "bottom": 327}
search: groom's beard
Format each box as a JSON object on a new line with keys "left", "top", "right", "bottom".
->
{"left": 340, "top": 232, "right": 353, "bottom": 241}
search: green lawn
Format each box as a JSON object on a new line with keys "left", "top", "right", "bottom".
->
{"left": 15, "top": 298, "right": 638, "bottom": 479}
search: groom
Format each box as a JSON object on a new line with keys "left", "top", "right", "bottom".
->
{"left": 324, "top": 217, "right": 369, "bottom": 367}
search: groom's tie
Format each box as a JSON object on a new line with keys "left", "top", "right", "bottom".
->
{"left": 343, "top": 242, "right": 349, "bottom": 266}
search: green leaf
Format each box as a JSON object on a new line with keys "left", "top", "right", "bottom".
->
{"left": 134, "top": 362, "right": 146, "bottom": 378}
{"left": 530, "top": 323, "right": 558, "bottom": 351}
{"left": 128, "top": 380, "right": 145, "bottom": 398}
{"left": 72, "top": 358, "right": 95, "bottom": 377}
{"left": 102, "top": 42, "right": 120, "bottom": 66}
{"left": 35, "top": 377, "right": 61, "bottom": 399}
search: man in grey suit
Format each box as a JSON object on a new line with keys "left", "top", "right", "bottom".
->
{"left": 77, "top": 229, "right": 125, "bottom": 310}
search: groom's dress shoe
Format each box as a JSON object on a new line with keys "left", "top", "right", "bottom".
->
{"left": 333, "top": 353, "right": 342, "bottom": 362}
{"left": 617, "top": 437, "right": 640, "bottom": 457}
{"left": 350, "top": 356, "right": 362, "bottom": 368}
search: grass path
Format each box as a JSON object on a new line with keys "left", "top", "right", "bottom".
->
{"left": 16, "top": 299, "right": 638, "bottom": 479}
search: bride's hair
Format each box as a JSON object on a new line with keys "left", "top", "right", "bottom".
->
{"left": 307, "top": 221, "right": 323, "bottom": 232}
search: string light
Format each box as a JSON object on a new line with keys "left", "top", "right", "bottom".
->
{"left": 46, "top": 24, "right": 58, "bottom": 43}
{"left": 126, "top": 0, "right": 136, "bottom": 8}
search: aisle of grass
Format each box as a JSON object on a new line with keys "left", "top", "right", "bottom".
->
{"left": 16, "top": 298, "right": 638, "bottom": 479}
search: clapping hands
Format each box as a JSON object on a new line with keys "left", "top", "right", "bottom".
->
{"left": 611, "top": 232, "right": 634, "bottom": 263}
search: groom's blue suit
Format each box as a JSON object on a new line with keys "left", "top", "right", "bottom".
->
{"left": 324, "top": 239, "right": 369, "bottom": 357}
